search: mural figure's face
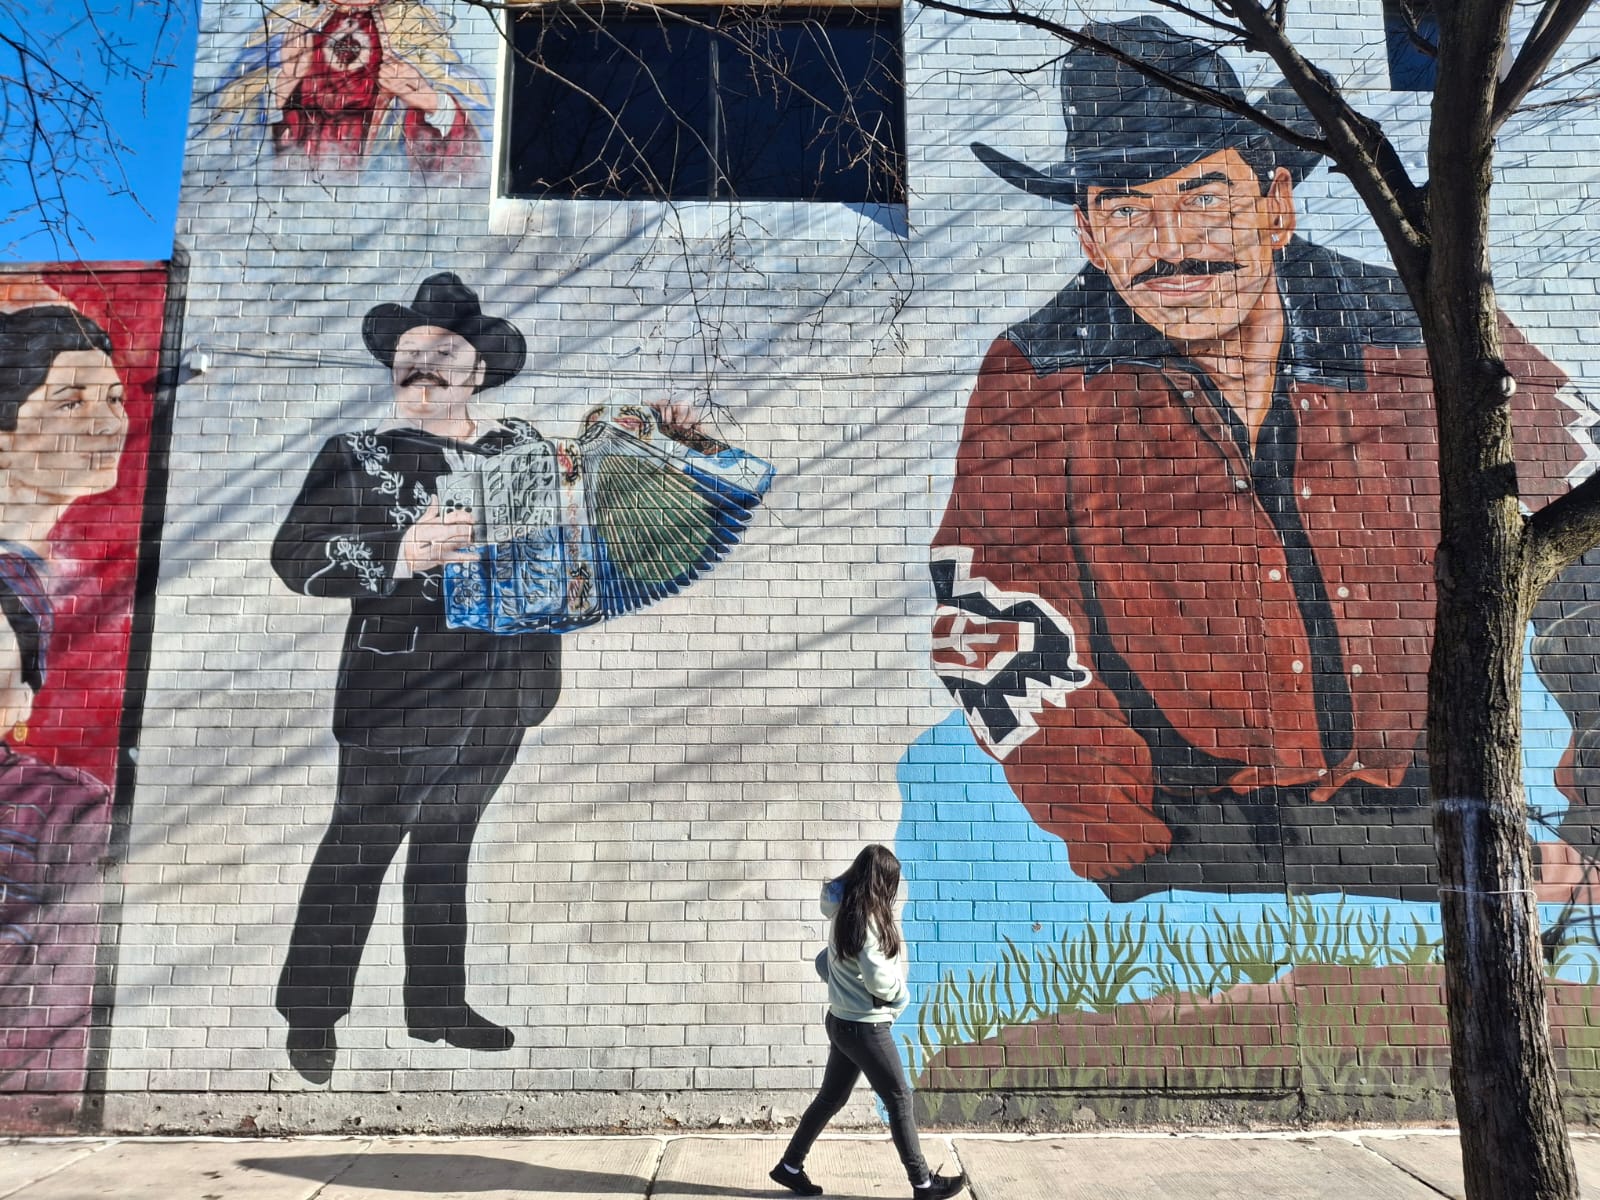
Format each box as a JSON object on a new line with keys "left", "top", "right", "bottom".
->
{"left": 0, "top": 348, "right": 128, "bottom": 504}
{"left": 1074, "top": 148, "right": 1295, "bottom": 346}
{"left": 391, "top": 325, "right": 486, "bottom": 431}
{"left": 0, "top": 617, "right": 32, "bottom": 738}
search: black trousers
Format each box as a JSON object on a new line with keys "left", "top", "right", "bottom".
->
{"left": 1097, "top": 765, "right": 1440, "bottom": 903}
{"left": 783, "top": 1013, "right": 929, "bottom": 1186}
{"left": 275, "top": 725, "right": 524, "bottom": 1028}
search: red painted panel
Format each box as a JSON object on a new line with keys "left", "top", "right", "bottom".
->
{"left": 0, "top": 266, "right": 169, "bottom": 785}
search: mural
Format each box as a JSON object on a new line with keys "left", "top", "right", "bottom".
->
{"left": 909, "top": 16, "right": 1600, "bottom": 1113}
{"left": 272, "top": 272, "right": 774, "bottom": 1084}
{"left": 930, "top": 17, "right": 1596, "bottom": 904}
{"left": 66, "top": 0, "right": 1600, "bottom": 1130}
{"left": 0, "top": 268, "right": 175, "bottom": 1129}
{"left": 206, "top": 0, "right": 489, "bottom": 181}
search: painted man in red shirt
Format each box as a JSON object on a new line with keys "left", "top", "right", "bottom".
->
{"left": 932, "top": 17, "right": 1600, "bottom": 902}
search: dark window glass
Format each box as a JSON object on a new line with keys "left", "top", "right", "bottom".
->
{"left": 505, "top": 5, "right": 905, "bottom": 203}
{"left": 1382, "top": 0, "right": 1438, "bottom": 91}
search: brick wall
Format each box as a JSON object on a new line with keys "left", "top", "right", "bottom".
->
{"left": 10, "top": 0, "right": 1600, "bottom": 1132}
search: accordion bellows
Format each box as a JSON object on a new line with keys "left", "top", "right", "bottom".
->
{"left": 443, "top": 406, "right": 775, "bottom": 634}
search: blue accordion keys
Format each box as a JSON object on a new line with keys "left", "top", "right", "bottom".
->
{"left": 443, "top": 406, "right": 775, "bottom": 634}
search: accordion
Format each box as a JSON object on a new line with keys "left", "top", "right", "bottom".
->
{"left": 442, "top": 406, "right": 775, "bottom": 634}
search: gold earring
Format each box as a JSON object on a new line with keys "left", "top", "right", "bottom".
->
{"left": 10, "top": 722, "right": 25, "bottom": 744}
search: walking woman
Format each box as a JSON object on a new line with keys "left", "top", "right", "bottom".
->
{"left": 770, "top": 845, "right": 966, "bottom": 1199}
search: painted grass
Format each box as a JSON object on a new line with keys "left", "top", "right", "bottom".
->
{"left": 910, "top": 896, "right": 1451, "bottom": 1072}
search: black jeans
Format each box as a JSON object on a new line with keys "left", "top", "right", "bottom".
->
{"left": 1098, "top": 766, "right": 1440, "bottom": 903}
{"left": 783, "top": 1013, "right": 929, "bottom": 1185}
{"left": 276, "top": 726, "right": 524, "bottom": 1028}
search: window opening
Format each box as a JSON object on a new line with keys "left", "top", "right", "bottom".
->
{"left": 1382, "top": 0, "right": 1438, "bottom": 91}
{"left": 504, "top": 3, "right": 906, "bottom": 203}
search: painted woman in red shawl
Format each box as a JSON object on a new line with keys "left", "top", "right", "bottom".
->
{"left": 0, "top": 552, "right": 110, "bottom": 1105}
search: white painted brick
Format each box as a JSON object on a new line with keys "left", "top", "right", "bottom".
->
{"left": 88, "top": 0, "right": 1600, "bottom": 1128}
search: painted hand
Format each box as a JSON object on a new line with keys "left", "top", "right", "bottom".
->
{"left": 650, "top": 399, "right": 726, "bottom": 453}
{"left": 401, "top": 498, "right": 476, "bottom": 572}
{"left": 378, "top": 55, "right": 439, "bottom": 114}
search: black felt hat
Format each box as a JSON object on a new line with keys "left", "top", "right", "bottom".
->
{"left": 973, "top": 16, "right": 1323, "bottom": 203}
{"left": 362, "top": 272, "right": 527, "bottom": 392}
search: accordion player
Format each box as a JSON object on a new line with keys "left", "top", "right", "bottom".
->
{"left": 441, "top": 405, "right": 775, "bottom": 634}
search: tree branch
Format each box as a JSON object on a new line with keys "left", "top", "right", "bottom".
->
{"left": 1216, "top": 0, "right": 1430, "bottom": 283}
{"left": 0, "top": 2, "right": 179, "bottom": 256}
{"left": 909, "top": 0, "right": 1432, "bottom": 286}
{"left": 1493, "top": 0, "right": 1595, "bottom": 130}
{"left": 1526, "top": 470, "right": 1600, "bottom": 595}
{"left": 912, "top": 0, "right": 1326, "bottom": 156}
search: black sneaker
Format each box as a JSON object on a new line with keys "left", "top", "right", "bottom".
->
{"left": 769, "top": 1163, "right": 823, "bottom": 1196}
{"left": 913, "top": 1171, "right": 968, "bottom": 1200}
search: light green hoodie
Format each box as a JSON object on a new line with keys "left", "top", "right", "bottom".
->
{"left": 816, "top": 879, "right": 909, "bottom": 1023}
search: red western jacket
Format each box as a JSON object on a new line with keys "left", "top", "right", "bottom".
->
{"left": 931, "top": 240, "right": 1590, "bottom": 884}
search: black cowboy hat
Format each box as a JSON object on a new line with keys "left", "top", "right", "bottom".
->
{"left": 973, "top": 16, "right": 1323, "bottom": 203}
{"left": 362, "top": 272, "right": 527, "bottom": 392}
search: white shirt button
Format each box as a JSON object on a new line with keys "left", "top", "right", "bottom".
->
{"left": 1268, "top": 569, "right": 1282, "bottom": 582}
{"left": 1352, "top": 664, "right": 1363, "bottom": 675}
{"left": 1234, "top": 478, "right": 1249, "bottom": 490}
{"left": 1302, "top": 485, "right": 1312, "bottom": 499}
{"left": 1301, "top": 399, "right": 1311, "bottom": 410}
{"left": 1337, "top": 587, "right": 1350, "bottom": 598}
{"left": 1181, "top": 390, "right": 1195, "bottom": 399}
{"left": 1292, "top": 660, "right": 1305, "bottom": 673}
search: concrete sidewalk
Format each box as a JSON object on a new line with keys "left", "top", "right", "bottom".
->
{"left": 2, "top": 1131, "right": 1599, "bottom": 1199}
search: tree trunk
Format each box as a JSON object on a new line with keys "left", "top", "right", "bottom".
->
{"left": 1426, "top": 6, "right": 1578, "bottom": 1186}
{"left": 1429, "top": 353, "right": 1577, "bottom": 1197}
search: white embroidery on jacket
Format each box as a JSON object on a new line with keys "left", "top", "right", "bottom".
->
{"left": 345, "top": 430, "right": 434, "bottom": 528}
{"left": 326, "top": 536, "right": 387, "bottom": 594}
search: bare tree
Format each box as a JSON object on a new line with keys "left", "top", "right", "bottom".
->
{"left": 0, "top": 0, "right": 190, "bottom": 256}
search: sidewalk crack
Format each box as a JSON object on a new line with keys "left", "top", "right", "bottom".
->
{"left": 1348, "top": 1137, "right": 1457, "bottom": 1199}
{"left": 299, "top": 1137, "right": 377, "bottom": 1200}
{"left": 0, "top": 1140, "right": 117, "bottom": 1200}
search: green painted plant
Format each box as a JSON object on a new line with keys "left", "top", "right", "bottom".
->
{"left": 910, "top": 898, "right": 1461, "bottom": 1074}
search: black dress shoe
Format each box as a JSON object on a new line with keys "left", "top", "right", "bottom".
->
{"left": 407, "top": 1005, "right": 515, "bottom": 1050}
{"left": 285, "top": 1024, "right": 337, "bottom": 1084}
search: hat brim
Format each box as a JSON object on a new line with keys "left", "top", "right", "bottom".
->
{"left": 973, "top": 127, "right": 1322, "bottom": 204}
{"left": 362, "top": 303, "right": 527, "bottom": 392}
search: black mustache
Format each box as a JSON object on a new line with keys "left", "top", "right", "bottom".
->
{"left": 1132, "top": 259, "right": 1242, "bottom": 286}
{"left": 401, "top": 370, "right": 449, "bottom": 388}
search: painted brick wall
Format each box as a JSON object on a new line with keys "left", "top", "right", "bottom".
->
{"left": 0, "top": 261, "right": 177, "bottom": 1131}
{"left": 10, "top": 0, "right": 1600, "bottom": 1133}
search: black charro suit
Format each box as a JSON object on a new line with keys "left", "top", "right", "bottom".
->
{"left": 272, "top": 419, "right": 559, "bottom": 1029}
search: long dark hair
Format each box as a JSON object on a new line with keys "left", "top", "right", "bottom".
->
{"left": 0, "top": 554, "right": 49, "bottom": 694}
{"left": 0, "top": 306, "right": 114, "bottom": 431}
{"left": 832, "top": 844, "right": 902, "bottom": 960}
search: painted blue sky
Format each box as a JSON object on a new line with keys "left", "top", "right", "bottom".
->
{"left": 0, "top": 2, "right": 197, "bottom": 264}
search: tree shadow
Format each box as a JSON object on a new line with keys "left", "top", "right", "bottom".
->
{"left": 234, "top": 1152, "right": 774, "bottom": 1197}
